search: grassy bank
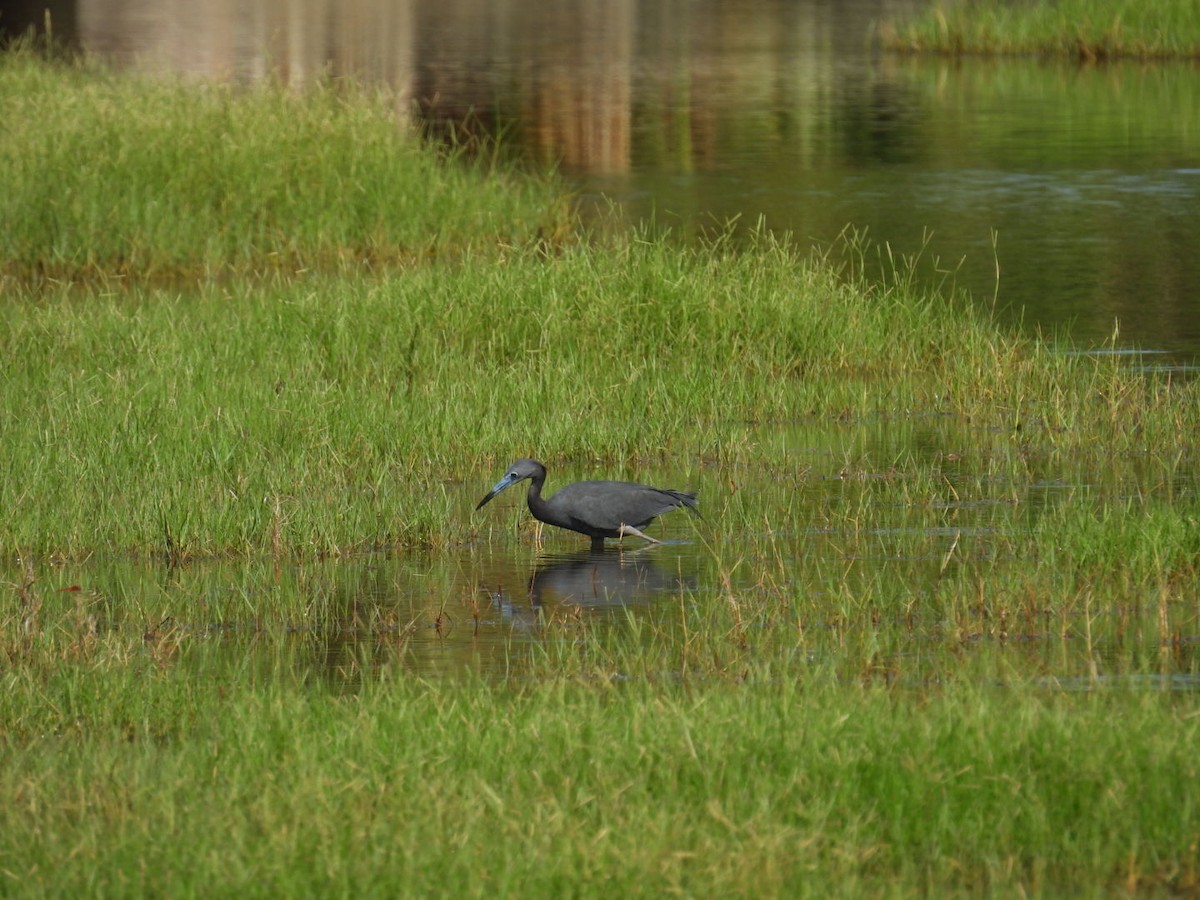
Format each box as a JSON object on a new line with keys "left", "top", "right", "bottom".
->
{"left": 881, "top": 0, "right": 1200, "bottom": 60}
{"left": 2, "top": 50, "right": 1199, "bottom": 898}
{"left": 4, "top": 243, "right": 1197, "bottom": 557}
{"left": 1, "top": 652, "right": 1197, "bottom": 896}
{"left": 2, "top": 47, "right": 1196, "bottom": 557}
{"left": 3, "top": 516, "right": 1198, "bottom": 895}
{"left": 0, "top": 49, "right": 569, "bottom": 279}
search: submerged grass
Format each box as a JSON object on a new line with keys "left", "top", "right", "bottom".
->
{"left": 881, "top": 0, "right": 1200, "bottom": 60}
{"left": 2, "top": 49, "right": 1199, "bottom": 897}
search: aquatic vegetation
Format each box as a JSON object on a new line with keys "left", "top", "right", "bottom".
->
{"left": 2, "top": 233, "right": 1197, "bottom": 557}
{"left": 0, "top": 48, "right": 569, "bottom": 280}
{"left": 0, "top": 616, "right": 1197, "bottom": 897}
{"left": 881, "top": 0, "right": 1200, "bottom": 60}
{"left": 1, "top": 49, "right": 1198, "bottom": 899}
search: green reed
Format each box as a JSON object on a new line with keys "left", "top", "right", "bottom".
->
{"left": 0, "top": 48, "right": 569, "bottom": 279}
{"left": 881, "top": 0, "right": 1200, "bottom": 60}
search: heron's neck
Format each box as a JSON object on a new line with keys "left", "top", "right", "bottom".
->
{"left": 525, "top": 475, "right": 549, "bottom": 519}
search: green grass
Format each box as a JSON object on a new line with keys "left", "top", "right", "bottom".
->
{"left": 2, "top": 49, "right": 1199, "bottom": 898}
{"left": 1, "top": 655, "right": 1197, "bottom": 897}
{"left": 0, "top": 48, "right": 570, "bottom": 280}
{"left": 881, "top": 0, "right": 1200, "bottom": 60}
{"left": 3, "top": 239, "right": 1198, "bottom": 558}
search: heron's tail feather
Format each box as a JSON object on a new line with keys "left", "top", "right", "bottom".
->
{"left": 663, "top": 489, "right": 702, "bottom": 519}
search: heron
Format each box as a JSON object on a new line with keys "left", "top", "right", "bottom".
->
{"left": 475, "top": 458, "right": 700, "bottom": 550}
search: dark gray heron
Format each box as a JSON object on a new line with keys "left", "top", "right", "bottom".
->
{"left": 475, "top": 458, "right": 700, "bottom": 550}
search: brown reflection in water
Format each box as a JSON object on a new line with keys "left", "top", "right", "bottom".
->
{"left": 58, "top": 0, "right": 917, "bottom": 178}
{"left": 523, "top": 2, "right": 633, "bottom": 173}
{"left": 61, "top": 0, "right": 890, "bottom": 177}
{"left": 413, "top": 0, "right": 635, "bottom": 172}
{"left": 76, "top": 0, "right": 417, "bottom": 92}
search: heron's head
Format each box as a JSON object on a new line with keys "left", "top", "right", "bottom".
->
{"left": 475, "top": 458, "right": 544, "bottom": 510}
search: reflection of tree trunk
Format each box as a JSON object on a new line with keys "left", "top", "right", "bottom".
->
{"left": 528, "top": 60, "right": 631, "bottom": 173}
{"left": 411, "top": 0, "right": 512, "bottom": 143}
{"left": 77, "top": 0, "right": 416, "bottom": 94}
{"left": 520, "top": 1, "right": 634, "bottom": 173}
{"left": 413, "top": 0, "right": 635, "bottom": 171}
{"left": 1, "top": 0, "right": 79, "bottom": 43}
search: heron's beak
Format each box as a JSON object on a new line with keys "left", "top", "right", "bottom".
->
{"left": 475, "top": 473, "right": 518, "bottom": 510}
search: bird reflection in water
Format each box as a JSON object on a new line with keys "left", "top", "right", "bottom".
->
{"left": 528, "top": 549, "right": 693, "bottom": 612}
{"left": 475, "top": 549, "right": 691, "bottom": 633}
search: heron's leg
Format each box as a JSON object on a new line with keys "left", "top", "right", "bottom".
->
{"left": 617, "top": 524, "right": 660, "bottom": 544}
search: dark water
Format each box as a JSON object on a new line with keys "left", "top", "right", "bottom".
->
{"left": 7, "top": 0, "right": 1199, "bottom": 364}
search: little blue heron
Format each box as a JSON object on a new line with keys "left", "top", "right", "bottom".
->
{"left": 475, "top": 458, "right": 700, "bottom": 550}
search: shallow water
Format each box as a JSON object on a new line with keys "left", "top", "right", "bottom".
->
{"left": 13, "top": 545, "right": 703, "bottom": 684}
{"left": 18, "top": 529, "right": 1198, "bottom": 691}
{"left": 12, "top": 414, "right": 1198, "bottom": 688}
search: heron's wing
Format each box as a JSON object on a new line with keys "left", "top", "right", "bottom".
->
{"left": 549, "top": 481, "right": 697, "bottom": 531}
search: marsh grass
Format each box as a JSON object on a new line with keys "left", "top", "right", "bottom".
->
{"left": 5, "top": 236, "right": 1198, "bottom": 557}
{"left": 0, "top": 49, "right": 569, "bottom": 280}
{"left": 1, "top": 654, "right": 1197, "bottom": 896}
{"left": 881, "top": 0, "right": 1200, "bottom": 60}
{"left": 3, "top": 50, "right": 1200, "bottom": 897}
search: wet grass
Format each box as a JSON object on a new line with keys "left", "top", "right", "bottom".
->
{"left": 2, "top": 50, "right": 1199, "bottom": 897}
{"left": 4, "top": 242, "right": 1198, "bottom": 558}
{"left": 881, "top": 0, "right": 1200, "bottom": 60}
